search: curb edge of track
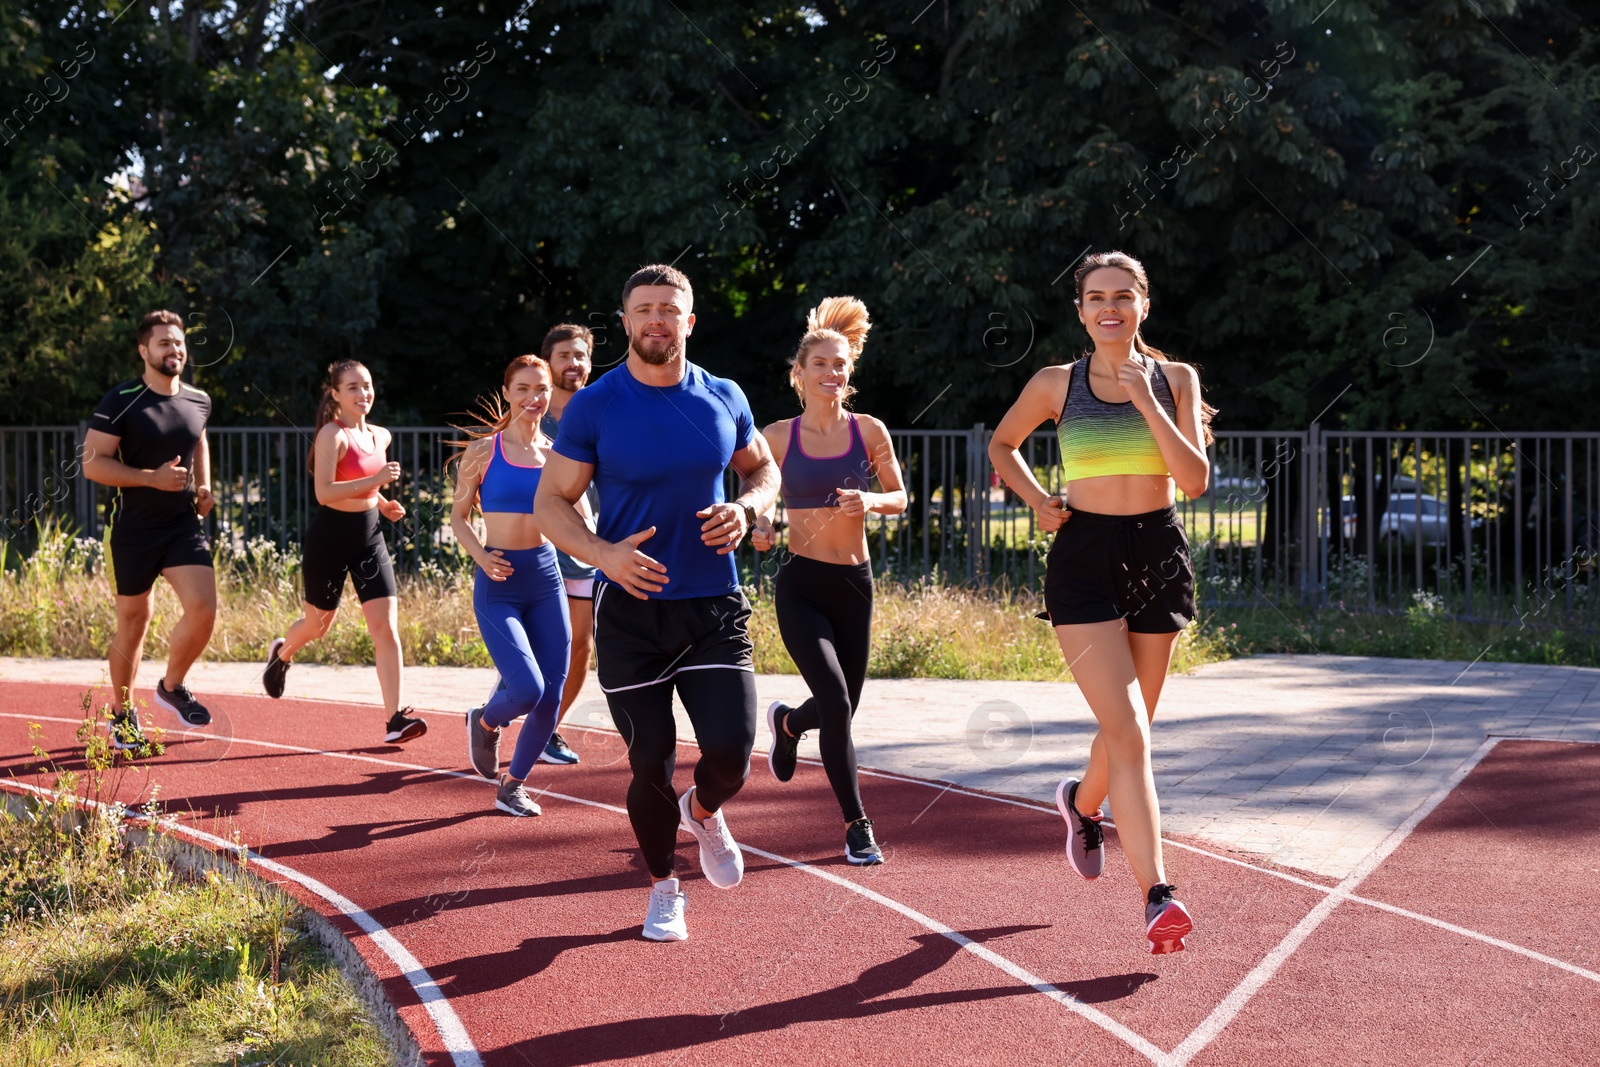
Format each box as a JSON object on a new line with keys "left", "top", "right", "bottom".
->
{"left": 0, "top": 782, "right": 439, "bottom": 1067}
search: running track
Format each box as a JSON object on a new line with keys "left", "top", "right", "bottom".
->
{"left": 3, "top": 680, "right": 1597, "bottom": 1066}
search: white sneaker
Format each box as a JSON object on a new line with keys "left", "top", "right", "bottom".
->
{"left": 678, "top": 786, "right": 744, "bottom": 889}
{"left": 642, "top": 878, "right": 688, "bottom": 942}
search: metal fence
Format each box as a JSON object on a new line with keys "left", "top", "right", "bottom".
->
{"left": 4, "top": 424, "right": 1598, "bottom": 629}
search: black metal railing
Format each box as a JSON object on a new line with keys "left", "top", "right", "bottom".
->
{"left": 4, "top": 423, "right": 1597, "bottom": 629}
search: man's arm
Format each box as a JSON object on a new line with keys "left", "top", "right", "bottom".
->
{"left": 536, "top": 451, "right": 668, "bottom": 598}
{"left": 697, "top": 433, "right": 781, "bottom": 555}
{"left": 81, "top": 428, "right": 187, "bottom": 490}
{"left": 193, "top": 430, "right": 215, "bottom": 516}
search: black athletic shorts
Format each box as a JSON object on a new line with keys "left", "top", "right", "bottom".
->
{"left": 106, "top": 515, "right": 213, "bottom": 598}
{"left": 301, "top": 506, "right": 397, "bottom": 611}
{"left": 592, "top": 584, "right": 754, "bottom": 693}
{"left": 1042, "top": 505, "right": 1195, "bottom": 634}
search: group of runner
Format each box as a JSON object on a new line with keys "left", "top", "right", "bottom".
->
{"left": 83, "top": 252, "right": 1211, "bottom": 955}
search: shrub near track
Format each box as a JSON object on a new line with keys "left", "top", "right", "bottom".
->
{"left": 3, "top": 526, "right": 1591, "bottom": 677}
{"left": 0, "top": 696, "right": 392, "bottom": 1066}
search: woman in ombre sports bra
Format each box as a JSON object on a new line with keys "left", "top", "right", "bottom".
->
{"left": 261, "top": 360, "right": 427, "bottom": 745}
{"left": 449, "top": 355, "right": 576, "bottom": 817}
{"left": 750, "top": 296, "right": 907, "bottom": 866}
{"left": 989, "top": 251, "right": 1217, "bottom": 956}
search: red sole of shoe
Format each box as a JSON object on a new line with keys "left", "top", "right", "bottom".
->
{"left": 1147, "top": 902, "right": 1194, "bottom": 955}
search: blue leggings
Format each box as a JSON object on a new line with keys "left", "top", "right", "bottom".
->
{"left": 474, "top": 544, "right": 571, "bottom": 781}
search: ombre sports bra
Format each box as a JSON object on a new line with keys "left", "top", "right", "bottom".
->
{"left": 781, "top": 414, "right": 873, "bottom": 509}
{"left": 478, "top": 433, "right": 542, "bottom": 514}
{"left": 333, "top": 419, "right": 384, "bottom": 501}
{"left": 1056, "top": 353, "right": 1177, "bottom": 482}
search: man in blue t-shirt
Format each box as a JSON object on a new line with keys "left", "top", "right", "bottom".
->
{"left": 537, "top": 264, "right": 781, "bottom": 943}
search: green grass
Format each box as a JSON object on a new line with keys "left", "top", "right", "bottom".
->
{"left": 2, "top": 523, "right": 1594, "bottom": 680}
{"left": 0, "top": 703, "right": 393, "bottom": 1066}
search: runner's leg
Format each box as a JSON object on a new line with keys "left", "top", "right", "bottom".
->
{"left": 360, "top": 595, "right": 403, "bottom": 716}
{"left": 676, "top": 667, "right": 758, "bottom": 817}
{"left": 1076, "top": 630, "right": 1179, "bottom": 815}
{"left": 608, "top": 680, "right": 682, "bottom": 880}
{"left": 555, "top": 592, "right": 592, "bottom": 727}
{"left": 159, "top": 564, "right": 217, "bottom": 689}
{"left": 1055, "top": 619, "right": 1166, "bottom": 895}
{"left": 277, "top": 602, "right": 337, "bottom": 660}
{"left": 109, "top": 591, "right": 154, "bottom": 707}
{"left": 777, "top": 563, "right": 870, "bottom": 825}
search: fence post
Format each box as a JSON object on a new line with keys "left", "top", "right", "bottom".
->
{"left": 1304, "top": 422, "right": 1323, "bottom": 606}
{"left": 966, "top": 424, "right": 982, "bottom": 582}
{"left": 75, "top": 420, "right": 94, "bottom": 538}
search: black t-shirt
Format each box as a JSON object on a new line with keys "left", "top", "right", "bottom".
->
{"left": 90, "top": 379, "right": 211, "bottom": 529}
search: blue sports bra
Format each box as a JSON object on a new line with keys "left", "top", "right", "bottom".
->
{"left": 478, "top": 433, "right": 542, "bottom": 514}
{"left": 780, "top": 414, "right": 873, "bottom": 509}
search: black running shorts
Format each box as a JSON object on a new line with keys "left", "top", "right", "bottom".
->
{"left": 106, "top": 515, "right": 213, "bottom": 598}
{"left": 301, "top": 506, "right": 397, "bottom": 611}
{"left": 592, "top": 585, "right": 754, "bottom": 693}
{"left": 1042, "top": 505, "right": 1195, "bottom": 634}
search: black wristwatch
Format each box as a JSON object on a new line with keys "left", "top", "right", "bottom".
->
{"left": 739, "top": 502, "right": 759, "bottom": 532}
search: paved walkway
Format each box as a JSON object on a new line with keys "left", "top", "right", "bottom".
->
{"left": 4, "top": 654, "right": 1597, "bottom": 879}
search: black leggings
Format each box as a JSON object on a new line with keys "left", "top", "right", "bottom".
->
{"left": 775, "top": 554, "right": 874, "bottom": 823}
{"left": 608, "top": 669, "right": 758, "bottom": 879}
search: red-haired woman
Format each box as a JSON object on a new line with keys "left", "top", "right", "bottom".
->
{"left": 261, "top": 360, "right": 425, "bottom": 744}
{"left": 450, "top": 355, "right": 575, "bottom": 816}
{"left": 988, "top": 251, "right": 1215, "bottom": 955}
{"left": 751, "top": 296, "right": 907, "bottom": 866}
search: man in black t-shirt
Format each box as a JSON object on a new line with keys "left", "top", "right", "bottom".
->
{"left": 83, "top": 310, "right": 219, "bottom": 749}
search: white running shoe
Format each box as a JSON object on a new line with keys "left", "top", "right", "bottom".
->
{"left": 642, "top": 877, "right": 688, "bottom": 942}
{"left": 678, "top": 786, "right": 744, "bottom": 889}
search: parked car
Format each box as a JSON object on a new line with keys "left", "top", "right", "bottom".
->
{"left": 1378, "top": 492, "right": 1483, "bottom": 546}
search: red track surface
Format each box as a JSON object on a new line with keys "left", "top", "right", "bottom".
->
{"left": 3, "top": 679, "right": 1597, "bottom": 1066}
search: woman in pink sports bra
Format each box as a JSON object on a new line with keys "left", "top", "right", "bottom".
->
{"left": 749, "top": 296, "right": 907, "bottom": 867}
{"left": 260, "top": 360, "right": 427, "bottom": 745}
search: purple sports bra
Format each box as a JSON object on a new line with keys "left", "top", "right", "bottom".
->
{"left": 780, "top": 414, "right": 873, "bottom": 509}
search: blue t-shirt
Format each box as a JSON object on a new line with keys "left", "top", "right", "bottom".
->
{"left": 552, "top": 362, "right": 755, "bottom": 599}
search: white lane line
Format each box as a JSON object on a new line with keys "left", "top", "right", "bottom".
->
{"left": 1165, "top": 736, "right": 1503, "bottom": 1066}
{"left": 0, "top": 777, "right": 484, "bottom": 1067}
{"left": 10, "top": 716, "right": 1597, "bottom": 1063}
{"left": 737, "top": 840, "right": 1171, "bottom": 1065}
{"left": 0, "top": 713, "right": 1168, "bottom": 1063}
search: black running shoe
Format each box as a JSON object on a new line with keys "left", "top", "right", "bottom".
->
{"left": 1144, "top": 883, "right": 1194, "bottom": 955}
{"left": 766, "top": 700, "right": 800, "bottom": 783}
{"left": 154, "top": 679, "right": 211, "bottom": 727}
{"left": 384, "top": 708, "right": 427, "bottom": 744}
{"left": 262, "top": 637, "right": 290, "bottom": 699}
{"left": 845, "top": 817, "right": 884, "bottom": 866}
{"left": 108, "top": 711, "right": 156, "bottom": 756}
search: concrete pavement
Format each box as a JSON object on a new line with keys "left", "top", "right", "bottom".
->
{"left": 4, "top": 653, "right": 1596, "bottom": 879}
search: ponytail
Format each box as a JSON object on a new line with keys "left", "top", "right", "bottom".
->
{"left": 446, "top": 355, "right": 552, "bottom": 492}
{"left": 307, "top": 359, "right": 367, "bottom": 474}
{"left": 789, "top": 296, "right": 871, "bottom": 408}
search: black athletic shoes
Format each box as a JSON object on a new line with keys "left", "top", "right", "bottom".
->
{"left": 1055, "top": 777, "right": 1106, "bottom": 880}
{"left": 154, "top": 679, "right": 211, "bottom": 727}
{"left": 262, "top": 637, "right": 290, "bottom": 699}
{"left": 1144, "top": 883, "right": 1194, "bottom": 955}
{"left": 845, "top": 817, "right": 885, "bottom": 865}
{"left": 108, "top": 709, "right": 154, "bottom": 755}
{"left": 766, "top": 700, "right": 801, "bottom": 782}
{"left": 384, "top": 708, "right": 427, "bottom": 744}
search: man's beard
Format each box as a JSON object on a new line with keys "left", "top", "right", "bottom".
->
{"left": 149, "top": 354, "right": 183, "bottom": 378}
{"left": 560, "top": 368, "right": 588, "bottom": 391}
{"left": 631, "top": 335, "right": 682, "bottom": 366}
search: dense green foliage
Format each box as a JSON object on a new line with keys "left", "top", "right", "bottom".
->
{"left": 2, "top": 1, "right": 1597, "bottom": 431}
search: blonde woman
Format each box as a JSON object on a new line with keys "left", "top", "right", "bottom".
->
{"left": 752, "top": 296, "right": 906, "bottom": 865}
